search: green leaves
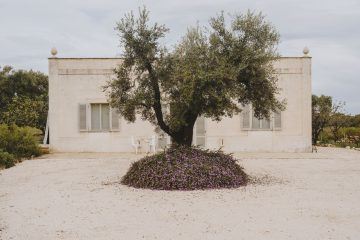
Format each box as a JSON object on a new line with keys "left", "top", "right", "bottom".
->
{"left": 312, "top": 94, "right": 335, "bottom": 144}
{"left": 106, "top": 7, "right": 283, "bottom": 145}
{"left": 1, "top": 96, "right": 47, "bottom": 131}
{"left": 0, "top": 66, "right": 48, "bottom": 132}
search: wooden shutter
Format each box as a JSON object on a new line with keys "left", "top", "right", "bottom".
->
{"left": 274, "top": 111, "right": 282, "bottom": 130}
{"left": 111, "top": 108, "right": 120, "bottom": 131}
{"left": 242, "top": 104, "right": 251, "bottom": 129}
{"left": 79, "top": 104, "right": 87, "bottom": 131}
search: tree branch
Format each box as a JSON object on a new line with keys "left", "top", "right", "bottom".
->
{"left": 145, "top": 62, "right": 172, "bottom": 136}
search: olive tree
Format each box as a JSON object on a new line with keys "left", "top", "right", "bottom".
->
{"left": 105, "top": 8, "right": 284, "bottom": 146}
{"left": 328, "top": 101, "right": 346, "bottom": 142}
{"left": 0, "top": 66, "right": 48, "bottom": 131}
{"left": 312, "top": 94, "right": 333, "bottom": 145}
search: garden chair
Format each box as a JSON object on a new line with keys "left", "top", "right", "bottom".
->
{"left": 148, "top": 135, "right": 156, "bottom": 153}
{"left": 131, "top": 136, "right": 141, "bottom": 154}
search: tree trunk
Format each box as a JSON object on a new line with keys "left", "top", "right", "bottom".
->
{"left": 171, "top": 124, "right": 195, "bottom": 147}
{"left": 312, "top": 133, "right": 318, "bottom": 145}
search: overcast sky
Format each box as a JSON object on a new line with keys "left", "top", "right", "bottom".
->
{"left": 0, "top": 0, "right": 359, "bottom": 114}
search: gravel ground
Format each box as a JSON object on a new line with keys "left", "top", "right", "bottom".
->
{"left": 0, "top": 147, "right": 359, "bottom": 240}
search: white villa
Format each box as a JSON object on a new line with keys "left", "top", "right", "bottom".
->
{"left": 48, "top": 48, "right": 312, "bottom": 153}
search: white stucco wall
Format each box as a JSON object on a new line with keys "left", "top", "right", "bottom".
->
{"left": 206, "top": 57, "right": 312, "bottom": 152}
{"left": 49, "top": 56, "right": 311, "bottom": 153}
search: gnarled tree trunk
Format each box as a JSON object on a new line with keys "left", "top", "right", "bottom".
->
{"left": 171, "top": 124, "right": 195, "bottom": 146}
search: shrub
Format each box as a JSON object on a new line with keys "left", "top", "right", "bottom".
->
{"left": 1, "top": 96, "right": 48, "bottom": 132}
{"left": 122, "top": 146, "right": 248, "bottom": 190}
{"left": 0, "top": 124, "right": 41, "bottom": 159}
{"left": 0, "top": 150, "right": 16, "bottom": 169}
{"left": 318, "top": 127, "right": 334, "bottom": 144}
{"left": 343, "top": 127, "right": 360, "bottom": 147}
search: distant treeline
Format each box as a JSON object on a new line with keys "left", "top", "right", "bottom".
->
{"left": 0, "top": 66, "right": 48, "bottom": 132}
{"left": 312, "top": 94, "right": 360, "bottom": 147}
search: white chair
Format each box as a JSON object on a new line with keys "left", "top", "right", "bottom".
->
{"left": 131, "top": 136, "right": 141, "bottom": 154}
{"left": 148, "top": 135, "right": 157, "bottom": 153}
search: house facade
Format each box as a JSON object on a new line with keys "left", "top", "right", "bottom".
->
{"left": 48, "top": 50, "right": 312, "bottom": 153}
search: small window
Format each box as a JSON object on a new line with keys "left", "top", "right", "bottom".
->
{"left": 241, "top": 104, "right": 280, "bottom": 131}
{"left": 262, "top": 118, "right": 271, "bottom": 129}
{"left": 252, "top": 116, "right": 271, "bottom": 130}
{"left": 91, "top": 103, "right": 111, "bottom": 131}
{"left": 274, "top": 111, "right": 282, "bottom": 130}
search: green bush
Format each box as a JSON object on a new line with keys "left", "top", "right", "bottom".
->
{"left": 318, "top": 127, "right": 333, "bottom": 144}
{"left": 0, "top": 124, "right": 42, "bottom": 159}
{"left": 318, "top": 127, "right": 360, "bottom": 148}
{"left": 0, "top": 150, "right": 16, "bottom": 169}
{"left": 344, "top": 127, "right": 360, "bottom": 147}
{"left": 1, "top": 96, "right": 48, "bottom": 132}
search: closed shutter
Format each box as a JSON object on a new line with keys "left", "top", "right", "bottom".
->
{"left": 101, "top": 104, "right": 110, "bottom": 130}
{"left": 242, "top": 104, "right": 250, "bottom": 129}
{"left": 79, "top": 104, "right": 87, "bottom": 131}
{"left": 111, "top": 108, "right": 120, "bottom": 131}
{"left": 274, "top": 111, "right": 282, "bottom": 130}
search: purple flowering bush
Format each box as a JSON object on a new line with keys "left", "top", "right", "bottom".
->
{"left": 121, "top": 146, "right": 248, "bottom": 190}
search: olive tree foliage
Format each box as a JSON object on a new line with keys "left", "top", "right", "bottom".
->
{"left": 312, "top": 94, "right": 347, "bottom": 145}
{"left": 1, "top": 96, "right": 47, "bottom": 130}
{"left": 105, "top": 8, "right": 284, "bottom": 146}
{"left": 0, "top": 66, "right": 48, "bottom": 131}
{"left": 312, "top": 95, "right": 332, "bottom": 145}
{"left": 328, "top": 102, "right": 347, "bottom": 142}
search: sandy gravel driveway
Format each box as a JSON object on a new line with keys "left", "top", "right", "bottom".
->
{"left": 0, "top": 147, "right": 359, "bottom": 240}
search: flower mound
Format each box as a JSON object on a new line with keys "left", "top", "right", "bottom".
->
{"left": 121, "top": 146, "right": 248, "bottom": 190}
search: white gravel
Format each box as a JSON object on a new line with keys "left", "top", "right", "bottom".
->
{"left": 0, "top": 147, "right": 359, "bottom": 240}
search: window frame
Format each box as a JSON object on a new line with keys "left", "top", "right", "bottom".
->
{"left": 251, "top": 115, "right": 271, "bottom": 130}
{"left": 79, "top": 103, "right": 120, "bottom": 133}
{"left": 90, "top": 103, "right": 110, "bottom": 132}
{"left": 241, "top": 104, "right": 282, "bottom": 131}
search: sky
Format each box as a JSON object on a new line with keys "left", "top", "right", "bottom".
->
{"left": 0, "top": 0, "right": 359, "bottom": 114}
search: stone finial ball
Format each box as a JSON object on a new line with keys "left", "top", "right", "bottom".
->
{"left": 51, "top": 47, "right": 58, "bottom": 57}
{"left": 303, "top": 46, "right": 310, "bottom": 55}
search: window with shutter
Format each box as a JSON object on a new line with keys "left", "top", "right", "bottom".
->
{"left": 274, "top": 111, "right": 282, "bottom": 130}
{"left": 252, "top": 116, "right": 261, "bottom": 129}
{"left": 242, "top": 104, "right": 277, "bottom": 131}
{"left": 252, "top": 116, "right": 271, "bottom": 130}
{"left": 91, "top": 104, "right": 101, "bottom": 130}
{"left": 111, "top": 108, "right": 120, "bottom": 131}
{"left": 89, "top": 103, "right": 114, "bottom": 131}
{"left": 79, "top": 104, "right": 87, "bottom": 131}
{"left": 101, "top": 104, "right": 110, "bottom": 130}
{"left": 261, "top": 118, "right": 271, "bottom": 129}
